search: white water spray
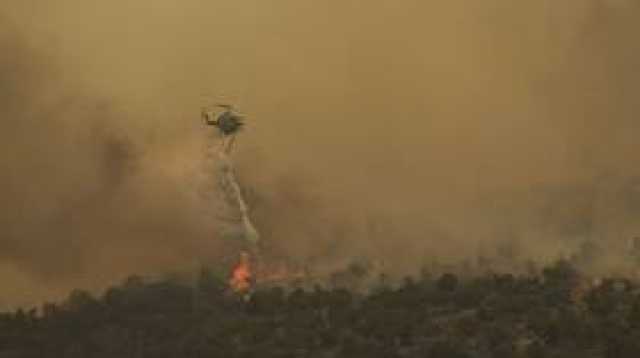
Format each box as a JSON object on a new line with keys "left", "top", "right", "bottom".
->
{"left": 201, "top": 109, "right": 260, "bottom": 245}
{"left": 215, "top": 138, "right": 260, "bottom": 244}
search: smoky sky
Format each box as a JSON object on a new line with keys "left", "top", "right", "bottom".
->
{"left": 2, "top": 0, "right": 640, "bottom": 307}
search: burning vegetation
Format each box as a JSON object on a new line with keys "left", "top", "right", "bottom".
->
{"left": 228, "top": 251, "right": 253, "bottom": 297}
{"left": 3, "top": 260, "right": 640, "bottom": 357}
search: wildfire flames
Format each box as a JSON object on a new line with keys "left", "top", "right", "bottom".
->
{"left": 228, "top": 251, "right": 309, "bottom": 297}
{"left": 229, "top": 251, "right": 253, "bottom": 294}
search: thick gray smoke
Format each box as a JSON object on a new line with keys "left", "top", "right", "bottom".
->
{"left": 0, "top": 16, "right": 228, "bottom": 308}
{"left": 2, "top": 0, "right": 640, "bottom": 307}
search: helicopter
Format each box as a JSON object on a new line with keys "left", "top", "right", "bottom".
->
{"left": 202, "top": 104, "right": 245, "bottom": 136}
{"left": 201, "top": 104, "right": 247, "bottom": 154}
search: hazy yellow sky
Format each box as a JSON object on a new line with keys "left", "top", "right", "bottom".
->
{"left": 1, "top": 0, "right": 640, "bottom": 308}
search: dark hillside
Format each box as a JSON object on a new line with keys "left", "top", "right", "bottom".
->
{"left": 2, "top": 261, "right": 640, "bottom": 358}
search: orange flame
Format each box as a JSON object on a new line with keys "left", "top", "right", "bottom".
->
{"left": 229, "top": 251, "right": 252, "bottom": 293}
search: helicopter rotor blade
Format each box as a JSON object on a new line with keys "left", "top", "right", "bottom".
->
{"left": 215, "top": 104, "right": 234, "bottom": 110}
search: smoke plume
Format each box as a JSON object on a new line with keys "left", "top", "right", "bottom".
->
{"left": 2, "top": 0, "right": 640, "bottom": 307}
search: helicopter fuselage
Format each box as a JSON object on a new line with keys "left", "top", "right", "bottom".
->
{"left": 205, "top": 110, "right": 244, "bottom": 136}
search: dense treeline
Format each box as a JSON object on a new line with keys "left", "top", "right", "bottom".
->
{"left": 2, "top": 261, "right": 640, "bottom": 358}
